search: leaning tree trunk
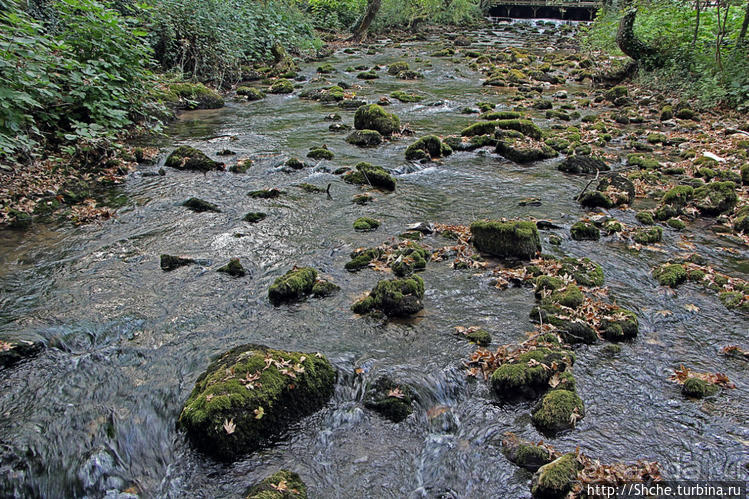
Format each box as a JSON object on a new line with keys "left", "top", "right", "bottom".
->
{"left": 616, "top": 8, "right": 662, "bottom": 69}
{"left": 351, "top": 0, "right": 381, "bottom": 42}
{"left": 737, "top": 0, "right": 749, "bottom": 47}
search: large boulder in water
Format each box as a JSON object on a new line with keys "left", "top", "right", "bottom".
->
{"left": 579, "top": 174, "right": 634, "bottom": 208}
{"left": 531, "top": 453, "right": 583, "bottom": 498}
{"left": 268, "top": 267, "right": 317, "bottom": 305}
{"left": 351, "top": 275, "right": 425, "bottom": 317}
{"left": 405, "top": 135, "right": 452, "bottom": 161}
{"left": 343, "top": 162, "right": 396, "bottom": 191}
{"left": 470, "top": 220, "right": 541, "bottom": 260}
{"left": 354, "top": 104, "right": 400, "bottom": 136}
{"left": 178, "top": 344, "right": 336, "bottom": 461}
{"left": 164, "top": 146, "right": 223, "bottom": 172}
{"left": 557, "top": 155, "right": 610, "bottom": 174}
{"left": 364, "top": 377, "right": 415, "bottom": 422}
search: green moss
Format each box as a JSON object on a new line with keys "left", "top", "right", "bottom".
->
{"left": 249, "top": 188, "right": 283, "bottom": 199}
{"left": 390, "top": 91, "right": 423, "bottom": 103}
{"left": 675, "top": 108, "right": 698, "bottom": 120}
{"left": 470, "top": 220, "right": 541, "bottom": 260}
{"left": 246, "top": 470, "right": 307, "bottom": 498}
{"left": 636, "top": 211, "right": 655, "bottom": 225}
{"left": 178, "top": 344, "right": 335, "bottom": 461}
{"left": 268, "top": 79, "right": 294, "bottom": 94}
{"left": 531, "top": 390, "right": 585, "bottom": 433}
{"left": 346, "top": 130, "right": 383, "bottom": 147}
{"left": 647, "top": 133, "right": 667, "bottom": 144}
{"left": 741, "top": 164, "right": 749, "bottom": 185}
{"left": 604, "top": 85, "right": 627, "bottom": 101}
{"left": 660, "top": 105, "right": 673, "bottom": 120}
{"left": 461, "top": 121, "right": 497, "bottom": 137}
{"left": 364, "top": 377, "right": 414, "bottom": 422}
{"left": 243, "top": 212, "right": 267, "bottom": 223}
{"left": 503, "top": 438, "right": 555, "bottom": 472}
{"left": 165, "top": 146, "right": 223, "bottom": 172}
{"left": 653, "top": 263, "right": 687, "bottom": 288}
{"left": 633, "top": 226, "right": 663, "bottom": 244}
{"left": 682, "top": 377, "right": 718, "bottom": 398}
{"left": 307, "top": 147, "right": 334, "bottom": 160}
{"left": 627, "top": 154, "right": 660, "bottom": 169}
{"left": 603, "top": 220, "right": 623, "bottom": 233}
{"left": 600, "top": 308, "right": 639, "bottom": 341}
{"left": 353, "top": 104, "right": 400, "bottom": 136}
{"left": 496, "top": 139, "right": 558, "bottom": 163}
{"left": 579, "top": 191, "right": 614, "bottom": 209}
{"left": 285, "top": 158, "right": 304, "bottom": 170}
{"left": 662, "top": 185, "right": 694, "bottom": 208}
{"left": 268, "top": 267, "right": 317, "bottom": 305}
{"left": 351, "top": 275, "right": 425, "bottom": 317}
{"left": 217, "top": 258, "right": 246, "bottom": 277}
{"left": 237, "top": 87, "right": 265, "bottom": 101}
{"left": 534, "top": 275, "right": 564, "bottom": 297}
{"left": 343, "top": 162, "right": 396, "bottom": 191}
{"left": 356, "top": 70, "right": 379, "bottom": 80}
{"left": 160, "top": 254, "right": 195, "bottom": 271}
{"left": 353, "top": 217, "right": 380, "bottom": 231}
{"left": 497, "top": 119, "right": 542, "bottom": 140}
{"left": 296, "top": 183, "right": 325, "bottom": 194}
{"left": 183, "top": 197, "right": 221, "bottom": 213}
{"left": 693, "top": 181, "right": 738, "bottom": 215}
{"left": 405, "top": 135, "right": 452, "bottom": 161}
{"left": 548, "top": 285, "right": 584, "bottom": 309}
{"left": 480, "top": 111, "right": 522, "bottom": 120}
{"left": 317, "top": 63, "right": 335, "bottom": 74}
{"left": 465, "top": 328, "right": 491, "bottom": 346}
{"left": 7, "top": 209, "right": 32, "bottom": 229}
{"left": 570, "top": 221, "right": 600, "bottom": 241}
{"left": 387, "top": 61, "right": 410, "bottom": 75}
{"left": 718, "top": 291, "right": 745, "bottom": 310}
{"left": 531, "top": 453, "right": 582, "bottom": 498}
{"left": 559, "top": 257, "right": 604, "bottom": 287}
{"left": 345, "top": 248, "right": 382, "bottom": 271}
{"left": 169, "top": 82, "right": 224, "bottom": 109}
{"left": 477, "top": 101, "right": 496, "bottom": 112}
{"left": 311, "top": 280, "right": 340, "bottom": 298}
{"left": 667, "top": 218, "right": 686, "bottom": 230}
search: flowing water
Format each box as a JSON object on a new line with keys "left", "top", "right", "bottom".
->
{"left": 0, "top": 20, "right": 747, "bottom": 498}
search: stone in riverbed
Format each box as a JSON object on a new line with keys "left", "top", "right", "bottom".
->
{"left": 502, "top": 433, "right": 556, "bottom": 472}
{"left": 405, "top": 135, "right": 452, "bottom": 161}
{"left": 268, "top": 267, "right": 317, "bottom": 305}
{"left": 570, "top": 221, "right": 600, "bottom": 241}
{"left": 0, "top": 337, "right": 43, "bottom": 368}
{"left": 346, "top": 129, "right": 383, "bottom": 147}
{"left": 183, "top": 197, "right": 221, "bottom": 213}
{"left": 353, "top": 104, "right": 400, "bottom": 136}
{"left": 531, "top": 389, "right": 585, "bottom": 433}
{"left": 491, "top": 348, "right": 575, "bottom": 398}
{"left": 268, "top": 79, "right": 294, "bottom": 94}
{"left": 495, "top": 138, "right": 557, "bottom": 164}
{"left": 351, "top": 275, "right": 425, "bottom": 317}
{"left": 343, "top": 162, "right": 396, "bottom": 191}
{"left": 178, "top": 344, "right": 335, "bottom": 461}
{"left": 160, "top": 254, "right": 195, "bottom": 271}
{"left": 364, "top": 377, "right": 415, "bottom": 423}
{"left": 652, "top": 263, "right": 687, "bottom": 288}
{"left": 307, "top": 146, "right": 334, "bottom": 160}
{"left": 557, "top": 155, "right": 610, "bottom": 174}
{"left": 530, "top": 453, "right": 583, "bottom": 498}
{"left": 164, "top": 146, "right": 224, "bottom": 172}
{"left": 243, "top": 212, "right": 267, "bottom": 223}
{"left": 470, "top": 220, "right": 541, "bottom": 260}
{"left": 246, "top": 470, "right": 308, "bottom": 498}
{"left": 217, "top": 258, "right": 246, "bottom": 277}
{"left": 353, "top": 217, "right": 380, "bottom": 231}
{"left": 693, "top": 181, "right": 738, "bottom": 215}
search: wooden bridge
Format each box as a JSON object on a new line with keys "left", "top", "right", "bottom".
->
{"left": 482, "top": 0, "right": 603, "bottom": 21}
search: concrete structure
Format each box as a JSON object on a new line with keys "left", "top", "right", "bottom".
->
{"left": 483, "top": 0, "right": 602, "bottom": 21}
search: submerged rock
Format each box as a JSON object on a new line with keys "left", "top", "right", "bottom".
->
{"left": 343, "top": 162, "right": 396, "bottom": 191}
{"left": 246, "top": 470, "right": 308, "bottom": 498}
{"left": 579, "top": 174, "right": 635, "bottom": 209}
{"left": 364, "top": 377, "right": 415, "bottom": 423}
{"left": 633, "top": 226, "right": 662, "bottom": 244}
{"left": 249, "top": 188, "right": 284, "bottom": 199}
{"left": 345, "top": 247, "right": 382, "bottom": 271}
{"left": 652, "top": 263, "right": 687, "bottom": 288}
{"left": 351, "top": 275, "right": 425, "bottom": 317}
{"left": 243, "top": 212, "right": 267, "bottom": 223}
{"left": 470, "top": 220, "right": 541, "bottom": 260}
{"left": 178, "top": 344, "right": 335, "bottom": 461}
{"left": 268, "top": 79, "right": 294, "bottom": 94}
{"left": 164, "top": 146, "right": 223, "bottom": 172}
{"left": 182, "top": 197, "right": 221, "bottom": 213}
{"left": 353, "top": 104, "right": 400, "bottom": 136}
{"left": 236, "top": 87, "right": 265, "bottom": 101}
{"left": 217, "top": 258, "right": 246, "bottom": 277}
{"left": 307, "top": 146, "right": 334, "bottom": 160}
{"left": 496, "top": 138, "right": 557, "bottom": 164}
{"left": 160, "top": 254, "right": 195, "bottom": 271}
{"left": 404, "top": 135, "right": 452, "bottom": 161}
{"left": 268, "top": 267, "right": 317, "bottom": 305}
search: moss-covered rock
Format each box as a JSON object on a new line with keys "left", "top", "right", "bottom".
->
{"left": 346, "top": 130, "right": 383, "bottom": 147}
{"left": 165, "top": 146, "right": 223, "bottom": 172}
{"left": 570, "top": 221, "right": 600, "bottom": 241}
{"left": 311, "top": 279, "right": 340, "bottom": 298}
{"left": 530, "top": 453, "right": 583, "bottom": 498}
{"left": 480, "top": 111, "right": 523, "bottom": 121}
{"left": 600, "top": 308, "right": 639, "bottom": 341}
{"left": 463, "top": 328, "right": 492, "bottom": 346}
{"left": 662, "top": 185, "right": 694, "bottom": 209}
{"left": 470, "top": 220, "right": 541, "bottom": 260}
{"left": 387, "top": 61, "right": 410, "bottom": 75}
{"left": 502, "top": 434, "right": 556, "bottom": 472}
{"left": 667, "top": 218, "right": 686, "bottom": 230}
{"left": 317, "top": 63, "right": 335, "bottom": 74}
{"left": 390, "top": 91, "right": 423, "bottom": 103}
{"left": 496, "top": 139, "right": 558, "bottom": 164}
{"left": 636, "top": 211, "right": 655, "bottom": 225}
{"left": 461, "top": 121, "right": 497, "bottom": 137}
{"left": 557, "top": 156, "right": 610, "bottom": 174}
{"left": 237, "top": 87, "right": 265, "bottom": 101}
{"left": 160, "top": 254, "right": 195, "bottom": 271}
{"left": 633, "top": 226, "right": 663, "bottom": 244}
{"left": 492, "top": 349, "right": 574, "bottom": 399}
{"left": 307, "top": 147, "right": 334, "bottom": 160}
{"left": 183, "top": 197, "right": 221, "bottom": 213}
{"left": 169, "top": 82, "right": 224, "bottom": 110}
{"left": 353, "top": 217, "right": 380, "bottom": 231}
{"left": 354, "top": 104, "right": 400, "bottom": 136}
{"left": 356, "top": 70, "right": 379, "bottom": 80}
{"left": 718, "top": 291, "right": 747, "bottom": 311}
{"left": 343, "top": 162, "right": 396, "bottom": 191}
{"left": 363, "top": 377, "right": 414, "bottom": 423}
{"left": 531, "top": 389, "right": 585, "bottom": 433}
{"left": 404, "top": 135, "right": 452, "bottom": 161}
{"left": 682, "top": 377, "right": 719, "bottom": 398}
{"left": 243, "top": 212, "right": 267, "bottom": 223}
{"left": 345, "top": 247, "right": 382, "bottom": 271}
{"left": 268, "top": 267, "right": 318, "bottom": 305}
{"left": 249, "top": 188, "right": 284, "bottom": 199}
{"left": 178, "top": 344, "right": 335, "bottom": 461}
{"left": 547, "top": 285, "right": 584, "bottom": 309}
{"left": 217, "top": 258, "right": 246, "bottom": 277}
{"left": 693, "top": 181, "right": 738, "bottom": 215}
{"left": 351, "top": 275, "right": 425, "bottom": 317}
{"left": 559, "top": 257, "right": 604, "bottom": 287}
{"left": 246, "top": 470, "right": 307, "bottom": 498}
{"left": 268, "top": 79, "right": 294, "bottom": 94}
{"left": 741, "top": 164, "right": 749, "bottom": 185}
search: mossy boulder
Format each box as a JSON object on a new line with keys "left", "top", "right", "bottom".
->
{"left": 741, "top": 164, "right": 749, "bottom": 185}
{"left": 496, "top": 139, "right": 558, "bottom": 164}
{"left": 405, "top": 135, "right": 452, "bottom": 161}
{"left": 502, "top": 434, "right": 556, "bottom": 472}
{"left": 547, "top": 285, "right": 584, "bottom": 309}
{"left": 480, "top": 111, "right": 522, "bottom": 121}
{"left": 165, "top": 146, "right": 223, "bottom": 172}
{"left": 353, "top": 217, "right": 380, "bottom": 231}
{"left": 354, "top": 104, "right": 400, "bottom": 136}
{"left": 530, "top": 453, "right": 583, "bottom": 498}
{"left": 497, "top": 119, "right": 542, "bottom": 140}
{"left": 217, "top": 258, "right": 246, "bottom": 277}
{"left": 636, "top": 211, "right": 655, "bottom": 225}
{"left": 559, "top": 257, "right": 604, "bottom": 287}
{"left": 346, "top": 130, "right": 383, "bottom": 147}
{"left": 178, "top": 344, "right": 335, "bottom": 461}
{"left": 307, "top": 147, "right": 334, "bottom": 160}
{"left": 351, "top": 275, "right": 425, "bottom": 317}
{"left": 236, "top": 87, "right": 265, "bottom": 101}
{"left": 470, "top": 220, "right": 541, "bottom": 260}
{"left": 461, "top": 121, "right": 497, "bottom": 137}
{"left": 345, "top": 247, "right": 382, "bottom": 271}
{"left": 682, "top": 377, "right": 719, "bottom": 398}
{"left": 390, "top": 91, "right": 423, "bottom": 103}
{"left": 343, "top": 162, "right": 396, "bottom": 191}
{"left": 311, "top": 280, "right": 340, "bottom": 298}
{"left": 463, "top": 328, "right": 491, "bottom": 346}
{"left": 268, "top": 267, "right": 318, "bottom": 305}
{"left": 633, "top": 226, "right": 663, "bottom": 244}
{"left": 317, "top": 63, "right": 335, "bottom": 74}
{"left": 570, "top": 221, "right": 599, "bottom": 241}
{"left": 363, "top": 377, "right": 414, "bottom": 423}
{"left": 160, "top": 254, "right": 195, "bottom": 271}
{"left": 653, "top": 263, "right": 687, "bottom": 288}
{"left": 268, "top": 79, "right": 294, "bottom": 94}
{"left": 531, "top": 389, "right": 585, "bottom": 433}
{"left": 357, "top": 70, "right": 379, "bottom": 80}
{"left": 718, "top": 291, "right": 748, "bottom": 312}
{"left": 246, "top": 470, "right": 307, "bottom": 498}
{"left": 249, "top": 188, "right": 284, "bottom": 199}
{"left": 662, "top": 185, "right": 694, "bottom": 209}
{"left": 733, "top": 206, "right": 749, "bottom": 233}
{"left": 183, "top": 197, "right": 220, "bottom": 213}
{"left": 387, "top": 61, "right": 410, "bottom": 75}
{"left": 557, "top": 156, "right": 610, "bottom": 174}
{"left": 600, "top": 308, "right": 639, "bottom": 341}
{"left": 491, "top": 348, "right": 574, "bottom": 398}
{"left": 243, "top": 212, "right": 267, "bottom": 223}
{"left": 693, "top": 181, "right": 738, "bottom": 215}
{"left": 168, "top": 82, "right": 224, "bottom": 110}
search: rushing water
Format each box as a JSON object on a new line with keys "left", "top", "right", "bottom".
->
{"left": 1, "top": 20, "right": 747, "bottom": 498}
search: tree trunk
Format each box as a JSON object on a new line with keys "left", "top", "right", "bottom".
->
{"left": 738, "top": 0, "right": 749, "bottom": 46}
{"left": 692, "top": 0, "right": 700, "bottom": 48}
{"left": 616, "top": 8, "right": 661, "bottom": 69}
{"left": 351, "top": 0, "right": 381, "bottom": 43}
